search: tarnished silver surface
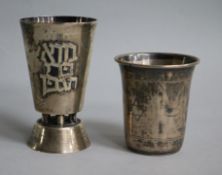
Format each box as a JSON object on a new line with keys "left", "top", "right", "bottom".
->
{"left": 20, "top": 16, "right": 96, "bottom": 153}
{"left": 116, "top": 52, "right": 199, "bottom": 154}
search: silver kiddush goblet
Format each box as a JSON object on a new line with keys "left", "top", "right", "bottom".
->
{"left": 20, "top": 16, "right": 97, "bottom": 153}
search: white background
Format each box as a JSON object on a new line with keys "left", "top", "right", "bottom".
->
{"left": 0, "top": 0, "right": 221, "bottom": 174}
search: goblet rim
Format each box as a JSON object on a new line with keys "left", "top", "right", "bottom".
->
{"left": 20, "top": 16, "right": 97, "bottom": 25}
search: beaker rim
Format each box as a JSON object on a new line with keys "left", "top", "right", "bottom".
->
{"left": 115, "top": 52, "right": 199, "bottom": 69}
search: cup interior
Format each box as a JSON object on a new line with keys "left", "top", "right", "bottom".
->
{"left": 115, "top": 52, "right": 199, "bottom": 68}
{"left": 20, "top": 16, "right": 97, "bottom": 24}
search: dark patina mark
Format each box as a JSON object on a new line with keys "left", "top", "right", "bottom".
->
{"left": 159, "top": 122, "right": 163, "bottom": 134}
{"left": 165, "top": 105, "right": 173, "bottom": 114}
{"left": 21, "top": 23, "right": 37, "bottom": 52}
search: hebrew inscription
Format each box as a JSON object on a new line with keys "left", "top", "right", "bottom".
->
{"left": 38, "top": 41, "right": 78, "bottom": 96}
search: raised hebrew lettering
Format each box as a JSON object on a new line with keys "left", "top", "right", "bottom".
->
{"left": 38, "top": 41, "right": 78, "bottom": 96}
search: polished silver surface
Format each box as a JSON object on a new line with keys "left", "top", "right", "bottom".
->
{"left": 21, "top": 16, "right": 97, "bottom": 153}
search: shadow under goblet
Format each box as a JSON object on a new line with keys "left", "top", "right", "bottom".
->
{"left": 0, "top": 112, "right": 31, "bottom": 144}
